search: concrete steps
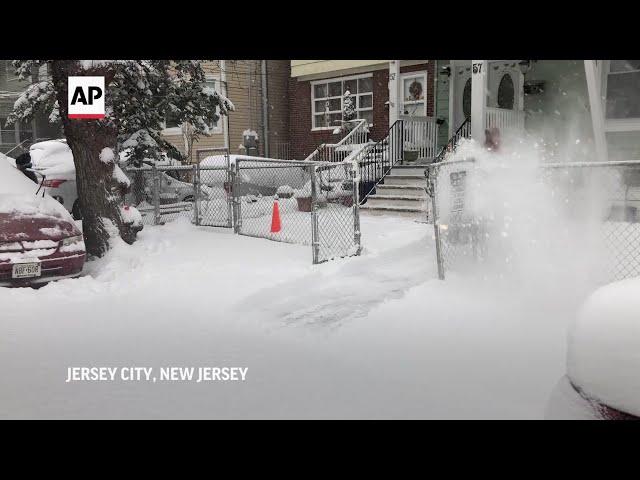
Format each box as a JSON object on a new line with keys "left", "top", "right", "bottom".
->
{"left": 360, "top": 164, "right": 430, "bottom": 220}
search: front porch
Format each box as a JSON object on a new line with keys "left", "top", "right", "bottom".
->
{"left": 387, "top": 60, "right": 615, "bottom": 164}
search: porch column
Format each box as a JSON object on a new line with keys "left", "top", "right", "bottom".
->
{"left": 584, "top": 60, "right": 608, "bottom": 162}
{"left": 448, "top": 60, "right": 456, "bottom": 137}
{"left": 470, "top": 60, "right": 488, "bottom": 143}
{"left": 388, "top": 60, "right": 401, "bottom": 126}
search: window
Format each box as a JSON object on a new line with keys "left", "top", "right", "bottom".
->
{"left": 0, "top": 117, "right": 15, "bottom": 145}
{"left": 497, "top": 73, "right": 515, "bottom": 109}
{"left": 163, "top": 75, "right": 222, "bottom": 134}
{"left": 606, "top": 60, "right": 640, "bottom": 119}
{"left": 462, "top": 78, "right": 472, "bottom": 119}
{"left": 4, "top": 62, "right": 17, "bottom": 82}
{"left": 311, "top": 74, "right": 373, "bottom": 129}
{"left": 203, "top": 76, "right": 221, "bottom": 133}
{"left": 401, "top": 72, "right": 427, "bottom": 116}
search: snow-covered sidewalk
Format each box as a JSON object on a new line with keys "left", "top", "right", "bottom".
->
{"left": 0, "top": 216, "right": 584, "bottom": 419}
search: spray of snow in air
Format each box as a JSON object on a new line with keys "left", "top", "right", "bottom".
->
{"left": 435, "top": 130, "right": 614, "bottom": 297}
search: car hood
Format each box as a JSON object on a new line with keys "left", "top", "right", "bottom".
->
{"left": 0, "top": 211, "right": 79, "bottom": 243}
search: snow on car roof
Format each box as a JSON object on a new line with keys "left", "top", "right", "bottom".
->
{"left": 199, "top": 154, "right": 238, "bottom": 168}
{"left": 29, "top": 139, "right": 76, "bottom": 179}
{"left": 568, "top": 277, "right": 640, "bottom": 417}
{"left": 0, "top": 157, "right": 70, "bottom": 218}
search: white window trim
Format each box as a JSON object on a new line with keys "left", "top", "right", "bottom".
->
{"left": 161, "top": 73, "right": 224, "bottom": 136}
{"left": 400, "top": 71, "right": 428, "bottom": 117}
{"left": 310, "top": 72, "right": 373, "bottom": 131}
{"left": 603, "top": 59, "right": 640, "bottom": 128}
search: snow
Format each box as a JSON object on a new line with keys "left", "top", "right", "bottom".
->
{"left": 276, "top": 185, "right": 294, "bottom": 196}
{"left": 567, "top": 277, "right": 640, "bottom": 417}
{"left": 243, "top": 129, "right": 259, "bottom": 139}
{"left": 0, "top": 159, "right": 69, "bottom": 219}
{"left": 29, "top": 140, "right": 75, "bottom": 180}
{"left": 112, "top": 165, "right": 131, "bottom": 188}
{"left": 99, "top": 147, "right": 115, "bottom": 165}
{"left": 120, "top": 205, "right": 143, "bottom": 227}
{"left": 0, "top": 248, "right": 57, "bottom": 263}
{"left": 1, "top": 129, "right": 635, "bottom": 418}
{"left": 39, "top": 227, "right": 63, "bottom": 237}
{"left": 22, "top": 240, "right": 58, "bottom": 249}
{"left": 0, "top": 214, "right": 585, "bottom": 419}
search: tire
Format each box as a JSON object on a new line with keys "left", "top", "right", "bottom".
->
{"left": 71, "top": 200, "right": 83, "bottom": 220}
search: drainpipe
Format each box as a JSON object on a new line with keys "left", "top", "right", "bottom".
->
{"left": 261, "top": 60, "right": 269, "bottom": 157}
{"left": 220, "top": 60, "right": 230, "bottom": 152}
{"left": 388, "top": 60, "right": 401, "bottom": 127}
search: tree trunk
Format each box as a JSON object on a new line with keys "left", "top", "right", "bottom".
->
{"left": 51, "top": 61, "right": 138, "bottom": 258}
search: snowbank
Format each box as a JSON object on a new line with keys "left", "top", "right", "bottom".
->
{"left": 567, "top": 277, "right": 640, "bottom": 417}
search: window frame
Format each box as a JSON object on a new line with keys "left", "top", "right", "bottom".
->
{"left": 603, "top": 60, "right": 640, "bottom": 132}
{"left": 161, "top": 73, "right": 224, "bottom": 136}
{"left": 310, "top": 73, "right": 374, "bottom": 131}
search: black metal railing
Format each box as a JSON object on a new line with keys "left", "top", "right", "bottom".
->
{"left": 433, "top": 116, "right": 471, "bottom": 164}
{"left": 358, "top": 120, "right": 404, "bottom": 203}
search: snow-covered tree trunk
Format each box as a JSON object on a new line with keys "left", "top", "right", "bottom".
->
{"left": 50, "top": 61, "right": 137, "bottom": 257}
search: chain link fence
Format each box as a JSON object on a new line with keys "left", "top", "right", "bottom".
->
{"left": 123, "top": 162, "right": 232, "bottom": 227}
{"left": 122, "top": 154, "right": 361, "bottom": 264}
{"left": 232, "top": 157, "right": 361, "bottom": 264}
{"left": 427, "top": 159, "right": 640, "bottom": 283}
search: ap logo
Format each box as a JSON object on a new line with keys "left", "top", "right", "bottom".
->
{"left": 68, "top": 76, "right": 105, "bottom": 119}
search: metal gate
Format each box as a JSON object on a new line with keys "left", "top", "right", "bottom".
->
{"left": 231, "top": 157, "right": 361, "bottom": 264}
{"left": 123, "top": 152, "right": 232, "bottom": 228}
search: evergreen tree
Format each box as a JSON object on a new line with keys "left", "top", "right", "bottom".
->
{"left": 343, "top": 90, "right": 356, "bottom": 122}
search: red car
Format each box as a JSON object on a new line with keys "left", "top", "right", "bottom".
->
{"left": 0, "top": 157, "right": 85, "bottom": 287}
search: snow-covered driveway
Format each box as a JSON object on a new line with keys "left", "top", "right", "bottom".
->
{"left": 0, "top": 216, "right": 583, "bottom": 419}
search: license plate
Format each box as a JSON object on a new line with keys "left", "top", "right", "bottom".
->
{"left": 12, "top": 262, "right": 42, "bottom": 279}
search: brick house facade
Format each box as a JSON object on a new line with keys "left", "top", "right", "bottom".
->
{"left": 289, "top": 61, "right": 435, "bottom": 160}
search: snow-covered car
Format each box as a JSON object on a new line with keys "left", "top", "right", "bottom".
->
{"left": 0, "top": 158, "right": 86, "bottom": 287}
{"left": 26, "top": 140, "right": 80, "bottom": 217}
{"left": 545, "top": 278, "right": 640, "bottom": 420}
{"left": 23, "top": 139, "right": 210, "bottom": 218}
{"left": 200, "top": 154, "right": 308, "bottom": 197}
{"left": 126, "top": 165, "right": 215, "bottom": 205}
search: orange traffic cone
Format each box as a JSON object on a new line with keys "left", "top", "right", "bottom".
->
{"left": 270, "top": 196, "right": 282, "bottom": 233}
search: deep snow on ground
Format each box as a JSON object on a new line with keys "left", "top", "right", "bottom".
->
{"left": 0, "top": 213, "right": 590, "bottom": 419}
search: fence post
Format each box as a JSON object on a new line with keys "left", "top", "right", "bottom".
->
{"left": 399, "top": 119, "right": 405, "bottom": 165}
{"left": 152, "top": 165, "right": 161, "bottom": 226}
{"left": 429, "top": 166, "right": 445, "bottom": 280}
{"left": 193, "top": 163, "right": 200, "bottom": 226}
{"left": 310, "top": 165, "right": 320, "bottom": 264}
{"left": 351, "top": 163, "right": 362, "bottom": 256}
{"left": 232, "top": 160, "right": 241, "bottom": 234}
{"left": 226, "top": 152, "right": 233, "bottom": 228}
